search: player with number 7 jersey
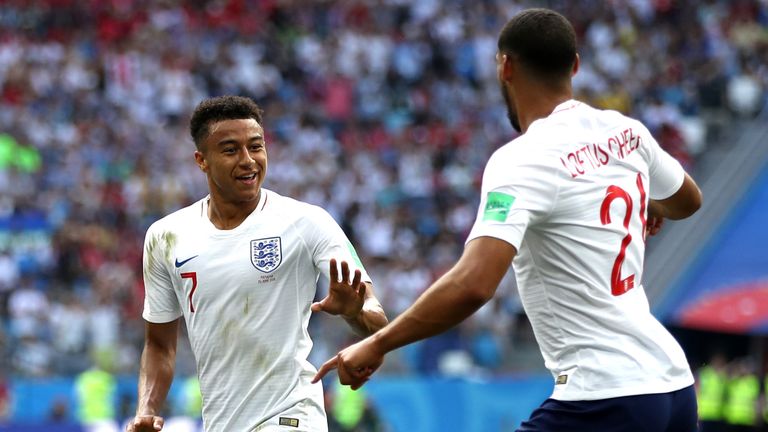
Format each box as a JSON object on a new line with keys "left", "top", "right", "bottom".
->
{"left": 132, "top": 96, "right": 388, "bottom": 432}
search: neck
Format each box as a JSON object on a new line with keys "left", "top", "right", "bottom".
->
{"left": 516, "top": 81, "right": 573, "bottom": 133}
{"left": 207, "top": 190, "right": 261, "bottom": 230}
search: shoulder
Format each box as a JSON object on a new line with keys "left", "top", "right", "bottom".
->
{"left": 486, "top": 132, "right": 551, "bottom": 173}
{"left": 579, "top": 103, "right": 649, "bottom": 135}
{"left": 532, "top": 100, "right": 637, "bottom": 131}
{"left": 264, "top": 190, "right": 337, "bottom": 226}
{"left": 145, "top": 198, "right": 206, "bottom": 237}
{"left": 265, "top": 189, "right": 320, "bottom": 215}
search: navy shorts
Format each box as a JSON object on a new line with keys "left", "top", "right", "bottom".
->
{"left": 517, "top": 385, "right": 698, "bottom": 432}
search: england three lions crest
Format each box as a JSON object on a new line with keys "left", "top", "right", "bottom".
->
{"left": 251, "top": 237, "right": 282, "bottom": 273}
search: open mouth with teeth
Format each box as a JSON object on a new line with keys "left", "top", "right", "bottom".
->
{"left": 236, "top": 173, "right": 258, "bottom": 183}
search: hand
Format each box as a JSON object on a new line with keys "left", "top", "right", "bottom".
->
{"left": 646, "top": 215, "right": 664, "bottom": 237}
{"left": 311, "top": 259, "right": 366, "bottom": 319}
{"left": 126, "top": 415, "right": 164, "bottom": 431}
{"left": 646, "top": 199, "right": 665, "bottom": 238}
{"left": 312, "top": 337, "right": 384, "bottom": 390}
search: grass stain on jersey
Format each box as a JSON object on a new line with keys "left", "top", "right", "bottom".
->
{"left": 143, "top": 231, "right": 178, "bottom": 277}
{"left": 244, "top": 296, "right": 250, "bottom": 315}
{"left": 222, "top": 319, "right": 236, "bottom": 341}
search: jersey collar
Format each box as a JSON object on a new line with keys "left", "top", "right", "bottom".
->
{"left": 551, "top": 99, "right": 582, "bottom": 115}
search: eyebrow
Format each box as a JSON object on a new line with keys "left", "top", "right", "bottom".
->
{"left": 216, "top": 134, "right": 264, "bottom": 146}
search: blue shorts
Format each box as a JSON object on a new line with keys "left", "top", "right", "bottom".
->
{"left": 517, "top": 385, "right": 698, "bottom": 432}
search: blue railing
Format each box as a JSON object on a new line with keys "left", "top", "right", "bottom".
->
{"left": 5, "top": 374, "right": 553, "bottom": 432}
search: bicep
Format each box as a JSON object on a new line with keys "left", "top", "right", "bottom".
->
{"left": 454, "top": 236, "right": 517, "bottom": 301}
{"left": 652, "top": 172, "right": 702, "bottom": 220}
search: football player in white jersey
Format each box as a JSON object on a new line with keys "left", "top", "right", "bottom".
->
{"left": 127, "top": 96, "right": 388, "bottom": 432}
{"left": 314, "top": 8, "right": 702, "bottom": 432}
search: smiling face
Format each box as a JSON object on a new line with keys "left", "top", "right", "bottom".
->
{"left": 194, "top": 118, "right": 268, "bottom": 208}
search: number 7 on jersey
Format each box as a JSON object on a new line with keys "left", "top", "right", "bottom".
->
{"left": 181, "top": 272, "right": 198, "bottom": 312}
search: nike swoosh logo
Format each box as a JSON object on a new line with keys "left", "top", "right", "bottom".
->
{"left": 175, "top": 255, "right": 198, "bottom": 268}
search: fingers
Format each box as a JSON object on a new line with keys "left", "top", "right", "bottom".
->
{"left": 329, "top": 258, "right": 338, "bottom": 282}
{"left": 357, "top": 280, "right": 366, "bottom": 303}
{"left": 646, "top": 217, "right": 664, "bottom": 237}
{"left": 350, "top": 377, "right": 371, "bottom": 391}
{"left": 310, "top": 301, "right": 323, "bottom": 312}
{"left": 351, "top": 269, "right": 362, "bottom": 287}
{"left": 653, "top": 217, "right": 664, "bottom": 234}
{"left": 352, "top": 270, "right": 363, "bottom": 293}
{"left": 338, "top": 364, "right": 373, "bottom": 389}
{"left": 128, "top": 416, "right": 164, "bottom": 432}
{"left": 312, "top": 355, "right": 339, "bottom": 383}
{"left": 340, "top": 260, "right": 350, "bottom": 284}
{"left": 330, "top": 259, "right": 363, "bottom": 289}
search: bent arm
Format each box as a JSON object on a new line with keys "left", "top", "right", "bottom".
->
{"left": 649, "top": 173, "right": 702, "bottom": 220}
{"left": 343, "top": 282, "right": 388, "bottom": 336}
{"left": 136, "top": 319, "right": 179, "bottom": 417}
{"left": 370, "top": 237, "right": 515, "bottom": 353}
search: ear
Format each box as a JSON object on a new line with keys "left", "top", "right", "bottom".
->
{"left": 571, "top": 54, "right": 580, "bottom": 77}
{"left": 500, "top": 53, "right": 516, "bottom": 82}
{"left": 194, "top": 150, "right": 207, "bottom": 173}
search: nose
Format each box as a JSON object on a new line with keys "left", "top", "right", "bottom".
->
{"left": 238, "top": 147, "right": 255, "bottom": 166}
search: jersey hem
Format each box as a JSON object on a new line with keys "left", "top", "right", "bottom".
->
{"left": 650, "top": 164, "right": 685, "bottom": 200}
{"left": 550, "top": 375, "right": 694, "bottom": 401}
{"left": 142, "top": 311, "right": 182, "bottom": 323}
{"left": 465, "top": 226, "right": 522, "bottom": 250}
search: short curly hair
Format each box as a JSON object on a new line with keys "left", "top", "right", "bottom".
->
{"left": 189, "top": 95, "right": 264, "bottom": 149}
{"left": 498, "top": 8, "right": 577, "bottom": 82}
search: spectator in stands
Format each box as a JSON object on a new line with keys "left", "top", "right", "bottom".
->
{"left": 74, "top": 351, "right": 118, "bottom": 431}
{"left": 727, "top": 58, "right": 765, "bottom": 118}
{"left": 0, "top": 0, "right": 765, "bottom": 385}
{"left": 723, "top": 358, "right": 760, "bottom": 431}
{"left": 697, "top": 353, "right": 729, "bottom": 432}
{"left": 0, "top": 373, "right": 10, "bottom": 423}
{"left": 329, "top": 381, "right": 384, "bottom": 432}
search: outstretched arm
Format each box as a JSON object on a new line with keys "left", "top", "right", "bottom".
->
{"left": 313, "top": 237, "right": 516, "bottom": 388}
{"left": 127, "top": 319, "right": 179, "bottom": 432}
{"left": 312, "top": 259, "right": 388, "bottom": 336}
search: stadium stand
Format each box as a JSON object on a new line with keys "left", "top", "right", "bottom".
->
{"left": 0, "top": 0, "right": 766, "bottom": 429}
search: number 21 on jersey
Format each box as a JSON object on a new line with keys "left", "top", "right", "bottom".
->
{"left": 600, "top": 173, "right": 647, "bottom": 296}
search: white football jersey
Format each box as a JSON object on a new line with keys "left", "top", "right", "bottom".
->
{"left": 467, "top": 100, "right": 694, "bottom": 401}
{"left": 143, "top": 189, "right": 370, "bottom": 431}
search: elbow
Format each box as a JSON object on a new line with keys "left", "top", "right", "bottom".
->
{"left": 669, "top": 174, "right": 703, "bottom": 220}
{"left": 662, "top": 185, "right": 703, "bottom": 220}
{"left": 674, "top": 187, "right": 703, "bottom": 220}
{"left": 465, "top": 284, "right": 496, "bottom": 309}
{"left": 688, "top": 188, "right": 703, "bottom": 216}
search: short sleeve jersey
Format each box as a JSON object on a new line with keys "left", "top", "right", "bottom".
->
{"left": 467, "top": 100, "right": 694, "bottom": 401}
{"left": 142, "top": 189, "right": 370, "bottom": 431}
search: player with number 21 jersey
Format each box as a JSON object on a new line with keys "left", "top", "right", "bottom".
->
{"left": 467, "top": 100, "right": 694, "bottom": 401}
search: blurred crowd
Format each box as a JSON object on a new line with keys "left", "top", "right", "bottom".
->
{"left": 695, "top": 354, "right": 768, "bottom": 432}
{"left": 0, "top": 0, "right": 767, "bottom": 395}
